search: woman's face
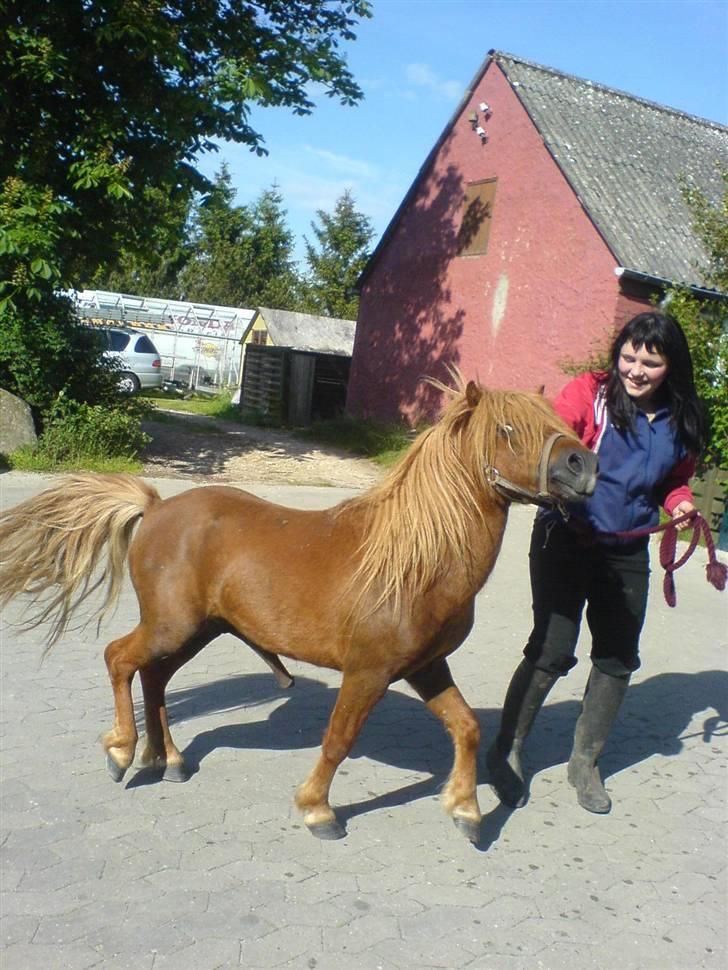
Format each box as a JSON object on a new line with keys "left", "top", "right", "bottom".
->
{"left": 617, "top": 340, "right": 669, "bottom": 406}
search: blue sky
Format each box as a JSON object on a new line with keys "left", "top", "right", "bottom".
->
{"left": 198, "top": 0, "right": 728, "bottom": 265}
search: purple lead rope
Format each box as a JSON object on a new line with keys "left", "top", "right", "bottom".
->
{"left": 601, "top": 510, "right": 727, "bottom": 607}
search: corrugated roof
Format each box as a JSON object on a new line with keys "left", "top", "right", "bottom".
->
{"left": 253, "top": 307, "right": 356, "bottom": 356}
{"left": 493, "top": 52, "right": 728, "bottom": 288}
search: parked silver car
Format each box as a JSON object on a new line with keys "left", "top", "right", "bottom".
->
{"left": 87, "top": 326, "right": 163, "bottom": 394}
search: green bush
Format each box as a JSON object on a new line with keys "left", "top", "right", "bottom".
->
{"left": 33, "top": 394, "right": 150, "bottom": 464}
{"left": 666, "top": 289, "right": 728, "bottom": 470}
{"left": 0, "top": 291, "right": 123, "bottom": 422}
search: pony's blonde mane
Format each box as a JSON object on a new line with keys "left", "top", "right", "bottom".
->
{"left": 342, "top": 379, "right": 572, "bottom": 615}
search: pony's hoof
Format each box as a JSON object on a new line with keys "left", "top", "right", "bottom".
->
{"left": 453, "top": 815, "right": 481, "bottom": 844}
{"left": 106, "top": 753, "right": 128, "bottom": 783}
{"left": 307, "top": 819, "right": 346, "bottom": 840}
{"left": 162, "top": 761, "right": 191, "bottom": 783}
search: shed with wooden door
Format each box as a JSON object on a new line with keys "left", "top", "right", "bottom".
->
{"left": 238, "top": 307, "right": 356, "bottom": 425}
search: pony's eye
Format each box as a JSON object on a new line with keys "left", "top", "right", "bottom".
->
{"left": 498, "top": 424, "right": 514, "bottom": 440}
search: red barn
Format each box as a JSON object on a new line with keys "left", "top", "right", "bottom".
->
{"left": 347, "top": 51, "right": 727, "bottom": 424}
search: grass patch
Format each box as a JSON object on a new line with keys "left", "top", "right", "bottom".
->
{"left": 299, "top": 416, "right": 415, "bottom": 468}
{"left": 6, "top": 446, "right": 143, "bottom": 475}
{"left": 143, "top": 410, "right": 228, "bottom": 435}
{"left": 3, "top": 396, "right": 150, "bottom": 475}
{"left": 142, "top": 389, "right": 241, "bottom": 422}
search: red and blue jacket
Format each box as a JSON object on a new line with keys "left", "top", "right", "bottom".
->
{"left": 553, "top": 371, "right": 695, "bottom": 535}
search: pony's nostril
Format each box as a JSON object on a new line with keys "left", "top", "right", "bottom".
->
{"left": 567, "top": 452, "right": 585, "bottom": 472}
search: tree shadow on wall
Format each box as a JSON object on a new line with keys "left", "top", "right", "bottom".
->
{"left": 353, "top": 157, "right": 484, "bottom": 422}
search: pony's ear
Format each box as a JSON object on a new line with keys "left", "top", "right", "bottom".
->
{"left": 465, "top": 381, "right": 482, "bottom": 408}
{"left": 536, "top": 384, "right": 545, "bottom": 396}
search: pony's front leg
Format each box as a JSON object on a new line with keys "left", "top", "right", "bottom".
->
{"left": 295, "top": 670, "right": 389, "bottom": 840}
{"left": 103, "top": 629, "right": 147, "bottom": 782}
{"left": 408, "top": 658, "right": 482, "bottom": 843}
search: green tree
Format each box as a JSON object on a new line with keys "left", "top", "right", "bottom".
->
{"left": 0, "top": 177, "right": 121, "bottom": 416}
{"left": 681, "top": 170, "right": 728, "bottom": 293}
{"left": 668, "top": 170, "right": 728, "bottom": 468}
{"left": 178, "top": 165, "right": 255, "bottom": 307}
{"left": 666, "top": 288, "right": 727, "bottom": 468}
{"left": 302, "top": 190, "right": 375, "bottom": 318}
{"left": 179, "top": 173, "right": 301, "bottom": 309}
{"left": 0, "top": 292, "right": 123, "bottom": 418}
{"left": 247, "top": 185, "right": 301, "bottom": 310}
{"left": 90, "top": 187, "right": 193, "bottom": 299}
{"left": 0, "top": 0, "right": 371, "bottom": 408}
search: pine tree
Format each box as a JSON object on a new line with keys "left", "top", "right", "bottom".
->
{"left": 178, "top": 165, "right": 251, "bottom": 306}
{"left": 248, "top": 185, "right": 301, "bottom": 310}
{"left": 179, "top": 173, "right": 301, "bottom": 309}
{"left": 303, "top": 190, "right": 375, "bottom": 319}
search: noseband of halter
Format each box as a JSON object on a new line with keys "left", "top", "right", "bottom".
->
{"left": 485, "top": 432, "right": 568, "bottom": 509}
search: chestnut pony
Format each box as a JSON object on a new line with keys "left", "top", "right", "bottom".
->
{"left": 0, "top": 381, "right": 597, "bottom": 841}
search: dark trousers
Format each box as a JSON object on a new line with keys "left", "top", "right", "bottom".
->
{"left": 524, "top": 517, "right": 650, "bottom": 679}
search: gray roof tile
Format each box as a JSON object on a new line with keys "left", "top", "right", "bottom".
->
{"left": 494, "top": 52, "right": 728, "bottom": 287}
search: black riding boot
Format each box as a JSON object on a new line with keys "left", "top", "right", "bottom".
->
{"left": 487, "top": 659, "right": 559, "bottom": 808}
{"left": 567, "top": 666, "right": 630, "bottom": 814}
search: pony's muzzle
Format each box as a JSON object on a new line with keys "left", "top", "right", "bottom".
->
{"left": 549, "top": 448, "right": 598, "bottom": 500}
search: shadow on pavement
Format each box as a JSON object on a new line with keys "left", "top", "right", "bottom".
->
{"left": 124, "top": 667, "right": 728, "bottom": 847}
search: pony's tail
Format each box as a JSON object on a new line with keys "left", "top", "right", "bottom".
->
{"left": 0, "top": 473, "right": 161, "bottom": 647}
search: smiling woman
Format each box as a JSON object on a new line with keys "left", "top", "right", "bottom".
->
{"left": 488, "top": 311, "right": 709, "bottom": 817}
{"left": 617, "top": 341, "right": 668, "bottom": 409}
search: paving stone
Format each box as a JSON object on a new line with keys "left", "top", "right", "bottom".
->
{"left": 1, "top": 478, "right": 726, "bottom": 970}
{"left": 373, "top": 933, "right": 484, "bottom": 967}
{"left": 151, "top": 938, "right": 242, "bottom": 969}
{"left": 0, "top": 941, "right": 104, "bottom": 970}
{"left": 0, "top": 913, "right": 40, "bottom": 946}
{"left": 237, "top": 924, "right": 323, "bottom": 967}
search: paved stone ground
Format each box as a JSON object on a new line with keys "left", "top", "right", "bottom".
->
{"left": 1, "top": 471, "right": 726, "bottom": 970}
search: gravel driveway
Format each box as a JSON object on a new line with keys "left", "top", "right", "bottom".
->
{"left": 141, "top": 411, "right": 383, "bottom": 489}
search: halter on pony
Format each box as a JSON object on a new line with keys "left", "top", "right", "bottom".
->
{"left": 485, "top": 431, "right": 570, "bottom": 512}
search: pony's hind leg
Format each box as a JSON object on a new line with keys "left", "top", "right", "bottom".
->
{"left": 137, "top": 631, "right": 214, "bottom": 782}
{"left": 103, "top": 627, "right": 150, "bottom": 782}
{"left": 407, "top": 658, "right": 482, "bottom": 843}
{"left": 295, "top": 669, "right": 390, "bottom": 840}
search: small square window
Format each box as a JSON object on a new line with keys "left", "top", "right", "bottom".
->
{"left": 457, "top": 179, "right": 497, "bottom": 256}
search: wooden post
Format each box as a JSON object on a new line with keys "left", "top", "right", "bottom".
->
{"left": 288, "top": 353, "right": 316, "bottom": 426}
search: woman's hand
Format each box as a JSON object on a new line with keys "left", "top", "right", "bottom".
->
{"left": 671, "top": 501, "right": 696, "bottom": 531}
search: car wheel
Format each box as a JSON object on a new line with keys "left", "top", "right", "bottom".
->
{"left": 118, "top": 372, "right": 140, "bottom": 395}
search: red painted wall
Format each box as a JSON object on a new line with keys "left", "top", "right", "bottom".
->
{"left": 347, "top": 62, "right": 647, "bottom": 424}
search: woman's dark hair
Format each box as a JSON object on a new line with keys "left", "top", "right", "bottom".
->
{"left": 606, "top": 311, "right": 706, "bottom": 456}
